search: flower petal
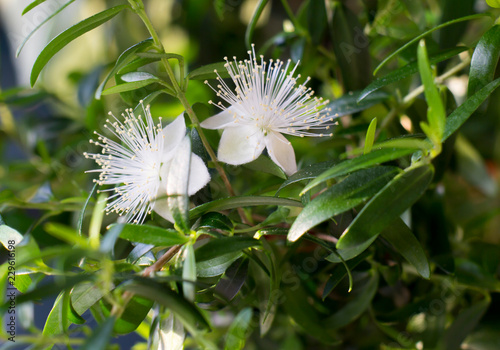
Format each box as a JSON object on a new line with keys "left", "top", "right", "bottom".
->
{"left": 218, "top": 125, "right": 265, "bottom": 165}
{"left": 200, "top": 107, "right": 237, "bottom": 130}
{"left": 152, "top": 197, "right": 174, "bottom": 222}
{"left": 187, "top": 154, "right": 211, "bottom": 195}
{"left": 265, "top": 131, "right": 297, "bottom": 176}
{"left": 161, "top": 113, "right": 187, "bottom": 153}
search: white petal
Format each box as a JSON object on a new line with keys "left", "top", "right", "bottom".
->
{"left": 153, "top": 197, "right": 174, "bottom": 222}
{"left": 187, "top": 154, "right": 211, "bottom": 195}
{"left": 161, "top": 113, "right": 187, "bottom": 153}
{"left": 200, "top": 107, "right": 237, "bottom": 130}
{"left": 265, "top": 131, "right": 297, "bottom": 176}
{"left": 217, "top": 125, "right": 265, "bottom": 165}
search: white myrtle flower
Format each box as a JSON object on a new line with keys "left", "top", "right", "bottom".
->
{"left": 201, "top": 44, "right": 336, "bottom": 176}
{"left": 84, "top": 103, "right": 210, "bottom": 224}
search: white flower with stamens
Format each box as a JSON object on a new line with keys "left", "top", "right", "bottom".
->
{"left": 84, "top": 103, "right": 210, "bottom": 224}
{"left": 201, "top": 44, "right": 336, "bottom": 176}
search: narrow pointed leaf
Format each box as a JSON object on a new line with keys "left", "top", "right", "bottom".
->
{"left": 245, "top": 0, "right": 269, "bottom": 49}
{"left": 276, "top": 161, "right": 337, "bottom": 194}
{"left": 22, "top": 0, "right": 47, "bottom": 15}
{"left": 101, "top": 79, "right": 162, "bottom": 95}
{"left": 80, "top": 317, "right": 116, "bottom": 350}
{"left": 364, "top": 118, "right": 377, "bottom": 154}
{"left": 288, "top": 166, "right": 400, "bottom": 242}
{"left": 187, "top": 62, "right": 230, "bottom": 80}
{"left": 337, "top": 164, "right": 434, "bottom": 250}
{"left": 328, "top": 90, "right": 389, "bottom": 117}
{"left": 195, "top": 236, "right": 260, "bottom": 262}
{"left": 115, "top": 224, "right": 188, "bottom": 246}
{"left": 224, "top": 308, "right": 253, "bottom": 350}
{"left": 183, "top": 244, "right": 197, "bottom": 302}
{"left": 381, "top": 218, "right": 430, "bottom": 279}
{"left": 30, "top": 5, "right": 129, "bottom": 86}
{"left": 468, "top": 25, "right": 500, "bottom": 96}
{"left": 442, "top": 77, "right": 500, "bottom": 141}
{"left": 301, "top": 148, "right": 417, "bottom": 195}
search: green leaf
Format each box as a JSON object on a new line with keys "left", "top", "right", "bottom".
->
{"left": 167, "top": 135, "right": 191, "bottom": 233}
{"left": 330, "top": 3, "right": 371, "bottom": 91}
{"left": 373, "top": 13, "right": 491, "bottom": 75}
{"left": 116, "top": 224, "right": 188, "bottom": 246}
{"left": 197, "top": 251, "right": 243, "bottom": 278}
{"left": 442, "top": 77, "right": 500, "bottom": 141}
{"left": 190, "top": 196, "right": 302, "bottom": 220}
{"left": 187, "top": 62, "right": 230, "bottom": 81}
{"left": 301, "top": 148, "right": 417, "bottom": 195}
{"left": 358, "top": 47, "right": 467, "bottom": 102}
{"left": 100, "top": 296, "right": 153, "bottom": 334}
{"left": 95, "top": 38, "right": 154, "bottom": 99}
{"left": 224, "top": 308, "right": 253, "bottom": 350}
{"left": 468, "top": 25, "right": 500, "bottom": 97}
{"left": 325, "top": 235, "right": 377, "bottom": 263}
{"left": 22, "top": 0, "right": 47, "bottom": 15}
{"left": 44, "top": 223, "right": 90, "bottom": 247}
{"left": 245, "top": 0, "right": 269, "bottom": 49}
{"left": 380, "top": 218, "right": 430, "bottom": 279}
{"left": 42, "top": 292, "right": 85, "bottom": 344}
{"left": 122, "top": 278, "right": 210, "bottom": 330}
{"left": 0, "top": 224, "right": 23, "bottom": 248}
{"left": 276, "top": 161, "right": 337, "bottom": 194}
{"left": 183, "top": 243, "right": 197, "bottom": 302}
{"left": 288, "top": 166, "right": 400, "bottom": 242}
{"left": 198, "top": 212, "right": 233, "bottom": 233}
{"left": 78, "top": 183, "right": 97, "bottom": 235}
{"left": 417, "top": 40, "right": 446, "bottom": 144}
{"left": 307, "top": 0, "right": 327, "bottom": 45}
{"left": 80, "top": 317, "right": 116, "bottom": 350}
{"left": 70, "top": 282, "right": 107, "bottom": 316}
{"left": 215, "top": 258, "right": 249, "bottom": 301}
{"left": 244, "top": 155, "right": 286, "bottom": 179}
{"left": 329, "top": 90, "right": 389, "bottom": 117}
{"left": 101, "top": 78, "right": 162, "bottom": 95}
{"left": 30, "top": 5, "right": 129, "bottom": 86}
{"left": 117, "top": 57, "right": 160, "bottom": 75}
{"left": 195, "top": 236, "right": 260, "bottom": 262}
{"left": 337, "top": 164, "right": 434, "bottom": 250}
{"left": 364, "top": 118, "right": 377, "bottom": 154}
{"left": 324, "top": 270, "right": 378, "bottom": 329}
{"left": 17, "top": 0, "right": 76, "bottom": 57}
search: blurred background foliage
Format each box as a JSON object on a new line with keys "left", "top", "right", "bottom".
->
{"left": 1, "top": 0, "right": 500, "bottom": 349}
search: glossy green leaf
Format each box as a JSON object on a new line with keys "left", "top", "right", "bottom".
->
{"left": 0, "top": 224, "right": 23, "bottom": 248}
{"left": 30, "top": 5, "right": 129, "bottom": 86}
{"left": 468, "top": 25, "right": 500, "bottom": 97}
{"left": 100, "top": 295, "right": 153, "bottom": 334}
{"left": 80, "top": 317, "right": 116, "bottom": 350}
{"left": 364, "top": 118, "right": 377, "bottom": 154}
{"left": 101, "top": 78, "right": 161, "bottom": 95}
{"left": 358, "top": 47, "right": 467, "bottom": 102}
{"left": 418, "top": 40, "right": 446, "bottom": 144}
{"left": 438, "top": 0, "right": 475, "bottom": 50}
{"left": 198, "top": 212, "right": 233, "bottom": 233}
{"left": 380, "top": 218, "right": 430, "bottom": 279}
{"left": 116, "top": 224, "right": 188, "bottom": 246}
{"left": 17, "top": 0, "right": 76, "bottom": 57}
{"left": 373, "top": 13, "right": 490, "bottom": 75}
{"left": 122, "top": 278, "right": 210, "bottom": 330}
{"left": 167, "top": 135, "right": 191, "bottom": 233}
{"left": 301, "top": 148, "right": 417, "bottom": 195}
{"left": 197, "top": 251, "right": 243, "bottom": 278}
{"left": 42, "top": 292, "right": 85, "bottom": 345}
{"left": 331, "top": 3, "right": 371, "bottom": 91}
{"left": 95, "top": 38, "right": 154, "bottom": 99}
{"left": 276, "top": 161, "right": 337, "bottom": 194}
{"left": 325, "top": 235, "right": 377, "bottom": 263}
{"left": 337, "top": 164, "right": 434, "bottom": 250}
{"left": 224, "top": 308, "right": 253, "bottom": 350}
{"left": 324, "top": 270, "right": 378, "bottom": 329}
{"left": 195, "top": 236, "right": 260, "bottom": 262}
{"left": 245, "top": 0, "right": 269, "bottom": 49}
{"left": 187, "top": 62, "right": 230, "bottom": 81}
{"left": 289, "top": 166, "right": 400, "bottom": 242}
{"left": 190, "top": 196, "right": 302, "bottom": 220}
{"left": 70, "top": 282, "right": 108, "bottom": 316}
{"left": 183, "top": 243, "right": 197, "bottom": 302}
{"left": 442, "top": 77, "right": 500, "bottom": 141}
{"left": 117, "top": 57, "right": 160, "bottom": 75}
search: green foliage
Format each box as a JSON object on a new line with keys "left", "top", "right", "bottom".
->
{"left": 2, "top": 0, "right": 500, "bottom": 348}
